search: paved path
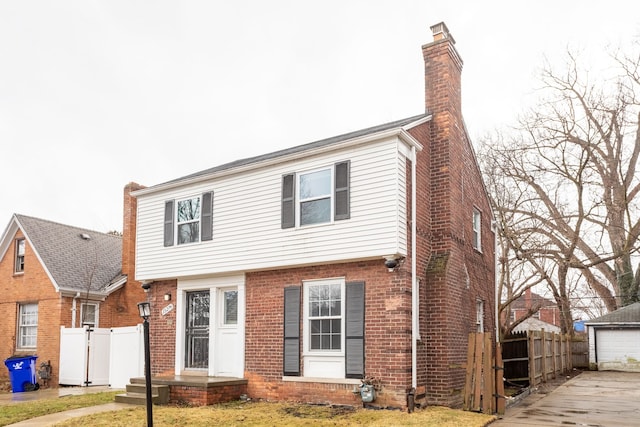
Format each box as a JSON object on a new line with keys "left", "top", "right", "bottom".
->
{"left": 1, "top": 386, "right": 134, "bottom": 426}
{"left": 7, "top": 402, "right": 134, "bottom": 426}
{"left": 492, "top": 371, "right": 640, "bottom": 426}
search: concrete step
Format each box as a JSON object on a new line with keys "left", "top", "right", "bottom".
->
{"left": 115, "top": 384, "right": 170, "bottom": 405}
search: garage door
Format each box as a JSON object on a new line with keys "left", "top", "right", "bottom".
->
{"left": 595, "top": 328, "right": 640, "bottom": 372}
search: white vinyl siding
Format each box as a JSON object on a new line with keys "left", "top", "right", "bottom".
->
{"left": 135, "top": 137, "right": 410, "bottom": 280}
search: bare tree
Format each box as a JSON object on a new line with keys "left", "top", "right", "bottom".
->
{"left": 481, "top": 43, "right": 640, "bottom": 332}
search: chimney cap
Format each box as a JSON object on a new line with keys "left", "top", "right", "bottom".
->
{"left": 430, "top": 22, "right": 455, "bottom": 44}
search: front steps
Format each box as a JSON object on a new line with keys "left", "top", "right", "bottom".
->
{"left": 115, "top": 383, "right": 170, "bottom": 405}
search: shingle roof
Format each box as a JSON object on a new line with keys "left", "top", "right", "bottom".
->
{"left": 157, "top": 113, "right": 429, "bottom": 188}
{"left": 15, "top": 214, "right": 123, "bottom": 294}
{"left": 585, "top": 302, "right": 640, "bottom": 324}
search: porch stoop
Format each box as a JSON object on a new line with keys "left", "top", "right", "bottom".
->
{"left": 114, "top": 383, "right": 170, "bottom": 405}
{"left": 117, "top": 376, "right": 248, "bottom": 406}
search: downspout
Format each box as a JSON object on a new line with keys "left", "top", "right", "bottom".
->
{"left": 72, "top": 292, "right": 81, "bottom": 328}
{"left": 411, "top": 145, "right": 418, "bottom": 390}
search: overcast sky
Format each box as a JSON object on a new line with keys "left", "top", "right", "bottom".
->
{"left": 1, "top": 1, "right": 639, "bottom": 233}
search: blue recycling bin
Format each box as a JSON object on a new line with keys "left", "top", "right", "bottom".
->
{"left": 4, "top": 355, "right": 38, "bottom": 392}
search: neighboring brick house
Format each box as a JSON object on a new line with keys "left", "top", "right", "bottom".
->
{"left": 0, "top": 183, "right": 145, "bottom": 388}
{"left": 132, "top": 22, "right": 495, "bottom": 409}
{"left": 509, "top": 288, "right": 561, "bottom": 329}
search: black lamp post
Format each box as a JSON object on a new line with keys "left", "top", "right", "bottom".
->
{"left": 137, "top": 301, "right": 153, "bottom": 427}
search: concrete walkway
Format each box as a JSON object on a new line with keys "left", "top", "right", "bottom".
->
{"left": 492, "top": 371, "right": 640, "bottom": 426}
{"left": 0, "top": 386, "right": 134, "bottom": 426}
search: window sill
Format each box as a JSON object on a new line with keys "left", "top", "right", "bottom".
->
{"left": 282, "top": 376, "right": 361, "bottom": 385}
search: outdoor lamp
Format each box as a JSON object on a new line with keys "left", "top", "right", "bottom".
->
{"left": 138, "top": 302, "right": 151, "bottom": 320}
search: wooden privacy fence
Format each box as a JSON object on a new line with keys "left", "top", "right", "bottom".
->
{"left": 463, "top": 333, "right": 505, "bottom": 415}
{"left": 502, "top": 330, "right": 572, "bottom": 387}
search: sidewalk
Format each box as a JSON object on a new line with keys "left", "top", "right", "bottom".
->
{"left": 1, "top": 386, "right": 134, "bottom": 427}
{"left": 6, "top": 402, "right": 134, "bottom": 426}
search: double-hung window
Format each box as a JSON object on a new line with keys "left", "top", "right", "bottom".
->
{"left": 15, "top": 239, "right": 25, "bottom": 273}
{"left": 300, "top": 169, "right": 332, "bottom": 226}
{"left": 164, "top": 192, "right": 214, "bottom": 246}
{"left": 281, "top": 161, "right": 350, "bottom": 229}
{"left": 81, "top": 302, "right": 99, "bottom": 327}
{"left": 472, "top": 208, "right": 482, "bottom": 251}
{"left": 18, "top": 303, "right": 38, "bottom": 349}
{"left": 283, "top": 280, "right": 364, "bottom": 379}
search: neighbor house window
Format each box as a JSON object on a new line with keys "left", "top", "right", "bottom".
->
{"left": 18, "top": 303, "right": 38, "bottom": 348}
{"left": 476, "top": 299, "right": 484, "bottom": 332}
{"left": 163, "top": 192, "right": 214, "bottom": 246}
{"left": 15, "top": 239, "right": 25, "bottom": 273}
{"left": 281, "top": 161, "right": 350, "bottom": 228}
{"left": 472, "top": 208, "right": 482, "bottom": 251}
{"left": 80, "top": 303, "right": 99, "bottom": 327}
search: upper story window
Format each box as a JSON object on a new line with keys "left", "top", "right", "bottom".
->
{"left": 177, "top": 197, "right": 201, "bottom": 244}
{"left": 15, "top": 239, "right": 25, "bottom": 273}
{"left": 81, "top": 302, "right": 99, "bottom": 327}
{"left": 164, "top": 192, "right": 214, "bottom": 247}
{"left": 472, "top": 208, "right": 482, "bottom": 251}
{"left": 18, "top": 303, "right": 38, "bottom": 349}
{"left": 282, "top": 161, "right": 350, "bottom": 229}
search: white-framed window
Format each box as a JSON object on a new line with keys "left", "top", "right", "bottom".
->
{"left": 472, "top": 208, "right": 482, "bottom": 251}
{"left": 177, "top": 196, "right": 201, "bottom": 244}
{"left": 18, "top": 303, "right": 37, "bottom": 349}
{"left": 303, "top": 278, "right": 345, "bottom": 378}
{"left": 281, "top": 161, "right": 350, "bottom": 229}
{"left": 476, "top": 299, "right": 484, "bottom": 332}
{"left": 15, "top": 239, "right": 25, "bottom": 273}
{"left": 80, "top": 302, "right": 99, "bottom": 327}
{"left": 164, "top": 192, "right": 214, "bottom": 247}
{"left": 299, "top": 168, "right": 332, "bottom": 226}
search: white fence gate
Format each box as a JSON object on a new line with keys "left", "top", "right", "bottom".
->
{"left": 59, "top": 325, "right": 144, "bottom": 388}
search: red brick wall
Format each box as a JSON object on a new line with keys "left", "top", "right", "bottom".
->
{"left": 415, "top": 34, "right": 496, "bottom": 407}
{"left": 0, "top": 230, "right": 63, "bottom": 387}
{"left": 244, "top": 260, "right": 412, "bottom": 409}
{"left": 145, "top": 279, "right": 178, "bottom": 376}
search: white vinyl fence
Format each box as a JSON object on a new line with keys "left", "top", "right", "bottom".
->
{"left": 59, "top": 325, "right": 144, "bottom": 388}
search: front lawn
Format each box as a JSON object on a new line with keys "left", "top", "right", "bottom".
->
{"left": 54, "top": 400, "right": 495, "bottom": 426}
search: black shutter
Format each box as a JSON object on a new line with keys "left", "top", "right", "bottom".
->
{"left": 345, "top": 281, "right": 365, "bottom": 378}
{"left": 334, "top": 161, "right": 350, "bottom": 220}
{"left": 201, "top": 191, "right": 213, "bottom": 241}
{"left": 163, "top": 200, "right": 174, "bottom": 247}
{"left": 283, "top": 286, "right": 301, "bottom": 376}
{"left": 282, "top": 174, "right": 295, "bottom": 229}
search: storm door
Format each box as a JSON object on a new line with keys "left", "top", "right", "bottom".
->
{"left": 185, "top": 290, "right": 210, "bottom": 369}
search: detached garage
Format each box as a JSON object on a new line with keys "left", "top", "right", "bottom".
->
{"left": 585, "top": 302, "right": 640, "bottom": 372}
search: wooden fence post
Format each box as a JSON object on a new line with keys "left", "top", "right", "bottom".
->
{"left": 528, "top": 331, "right": 535, "bottom": 386}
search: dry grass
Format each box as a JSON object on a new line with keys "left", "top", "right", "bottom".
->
{"left": 0, "top": 391, "right": 120, "bottom": 426}
{"left": 55, "top": 401, "right": 496, "bottom": 426}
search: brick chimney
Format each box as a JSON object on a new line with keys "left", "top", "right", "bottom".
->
{"left": 422, "top": 22, "right": 464, "bottom": 247}
{"left": 122, "top": 182, "right": 145, "bottom": 278}
{"left": 422, "top": 21, "right": 463, "bottom": 119}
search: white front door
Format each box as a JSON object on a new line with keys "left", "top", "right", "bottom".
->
{"left": 177, "top": 276, "right": 245, "bottom": 378}
{"left": 213, "top": 288, "right": 239, "bottom": 376}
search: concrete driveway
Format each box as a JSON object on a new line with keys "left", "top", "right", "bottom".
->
{"left": 492, "top": 371, "right": 640, "bottom": 426}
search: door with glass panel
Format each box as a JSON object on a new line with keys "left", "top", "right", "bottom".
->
{"left": 215, "top": 288, "right": 239, "bottom": 376}
{"left": 185, "top": 291, "right": 210, "bottom": 369}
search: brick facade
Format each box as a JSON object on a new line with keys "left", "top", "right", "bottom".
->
{"left": 0, "top": 183, "right": 147, "bottom": 388}
{"left": 140, "top": 22, "right": 495, "bottom": 409}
